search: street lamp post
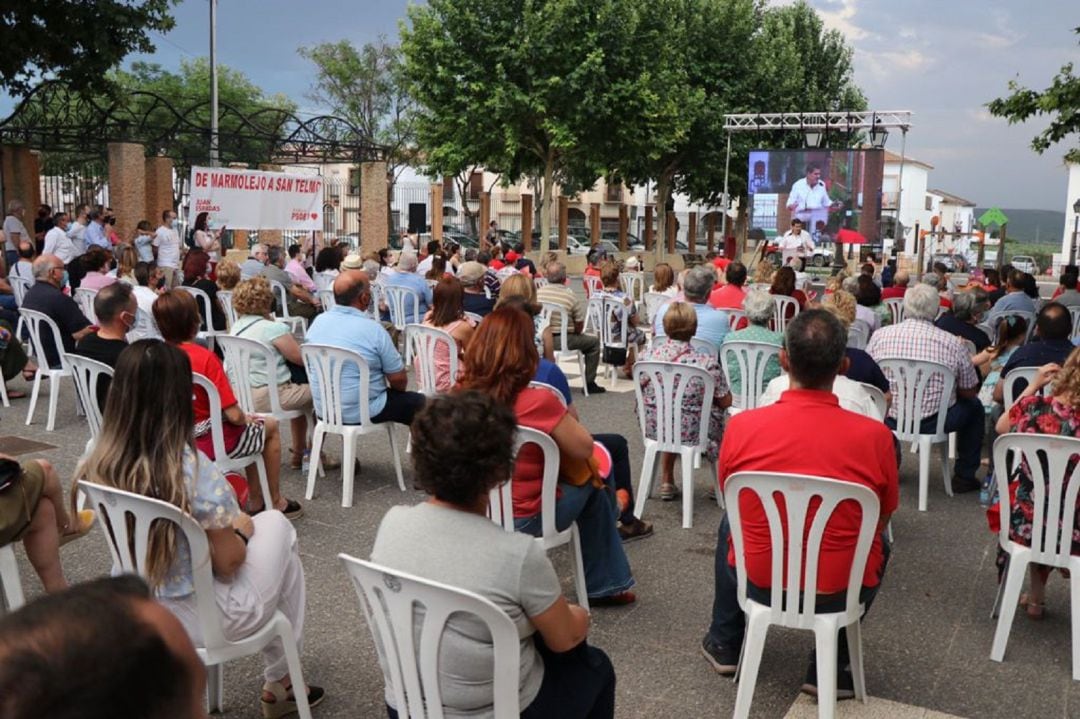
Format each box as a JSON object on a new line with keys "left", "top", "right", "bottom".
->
{"left": 209, "top": 0, "right": 219, "bottom": 166}
{"left": 1073, "top": 198, "right": 1080, "bottom": 266}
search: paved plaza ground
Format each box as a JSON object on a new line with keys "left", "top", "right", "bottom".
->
{"left": 4, "top": 277, "right": 1079, "bottom": 718}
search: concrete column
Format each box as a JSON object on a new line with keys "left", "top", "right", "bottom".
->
{"left": 521, "top": 194, "right": 534, "bottom": 252}
{"left": 144, "top": 156, "right": 174, "bottom": 222}
{"left": 0, "top": 146, "right": 41, "bottom": 219}
{"left": 430, "top": 183, "right": 443, "bottom": 242}
{"left": 590, "top": 202, "right": 601, "bottom": 247}
{"left": 666, "top": 211, "right": 677, "bottom": 254}
{"left": 644, "top": 205, "right": 654, "bottom": 251}
{"left": 558, "top": 196, "right": 568, "bottom": 251}
{"left": 108, "top": 142, "right": 146, "bottom": 243}
{"left": 618, "top": 203, "right": 628, "bottom": 251}
{"left": 688, "top": 212, "right": 698, "bottom": 254}
{"left": 707, "top": 213, "right": 716, "bottom": 254}
{"left": 479, "top": 191, "right": 491, "bottom": 234}
{"left": 360, "top": 160, "right": 389, "bottom": 256}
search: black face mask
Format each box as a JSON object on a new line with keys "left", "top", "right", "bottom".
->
{"left": 155, "top": 276, "right": 166, "bottom": 290}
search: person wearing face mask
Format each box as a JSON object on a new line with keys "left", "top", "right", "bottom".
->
{"left": 22, "top": 255, "right": 93, "bottom": 368}
{"left": 66, "top": 204, "right": 89, "bottom": 257}
{"left": 153, "top": 209, "right": 182, "bottom": 289}
{"left": 73, "top": 282, "right": 136, "bottom": 405}
{"left": 284, "top": 244, "right": 317, "bottom": 294}
{"left": 42, "top": 212, "right": 76, "bottom": 266}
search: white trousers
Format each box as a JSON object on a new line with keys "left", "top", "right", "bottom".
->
{"left": 162, "top": 511, "right": 306, "bottom": 681}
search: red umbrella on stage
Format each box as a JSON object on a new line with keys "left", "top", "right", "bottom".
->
{"left": 836, "top": 227, "right": 868, "bottom": 244}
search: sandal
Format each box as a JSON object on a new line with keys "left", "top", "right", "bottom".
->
{"left": 1019, "top": 593, "right": 1046, "bottom": 620}
{"left": 288, "top": 450, "right": 305, "bottom": 471}
{"left": 261, "top": 680, "right": 325, "bottom": 719}
{"left": 659, "top": 482, "right": 681, "bottom": 501}
{"left": 59, "top": 509, "right": 96, "bottom": 547}
{"left": 4, "top": 387, "right": 25, "bottom": 399}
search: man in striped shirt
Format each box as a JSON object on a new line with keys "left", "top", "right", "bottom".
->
{"left": 536, "top": 261, "right": 604, "bottom": 394}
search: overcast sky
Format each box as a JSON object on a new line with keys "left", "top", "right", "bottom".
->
{"left": 28, "top": 0, "right": 1080, "bottom": 210}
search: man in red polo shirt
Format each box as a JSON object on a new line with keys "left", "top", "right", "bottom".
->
{"left": 880, "top": 270, "right": 909, "bottom": 300}
{"left": 701, "top": 309, "right": 897, "bottom": 699}
{"left": 708, "top": 261, "right": 748, "bottom": 310}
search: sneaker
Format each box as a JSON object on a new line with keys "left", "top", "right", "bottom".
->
{"left": 590, "top": 590, "right": 636, "bottom": 607}
{"left": 801, "top": 657, "right": 855, "bottom": 700}
{"left": 618, "top": 517, "right": 654, "bottom": 543}
{"left": 279, "top": 498, "right": 304, "bottom": 521}
{"left": 951, "top": 475, "right": 982, "bottom": 494}
{"left": 585, "top": 382, "right": 607, "bottom": 394}
{"left": 700, "top": 636, "right": 739, "bottom": 676}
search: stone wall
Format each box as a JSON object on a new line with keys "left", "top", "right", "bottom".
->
{"left": 107, "top": 142, "right": 146, "bottom": 242}
{"left": 0, "top": 145, "right": 41, "bottom": 218}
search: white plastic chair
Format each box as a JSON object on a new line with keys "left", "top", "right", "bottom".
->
{"left": 268, "top": 280, "right": 291, "bottom": 319}
{"left": 126, "top": 306, "right": 162, "bottom": 342}
{"left": 883, "top": 297, "right": 904, "bottom": 325}
{"left": 191, "top": 373, "right": 272, "bottom": 509}
{"left": 317, "top": 289, "right": 336, "bottom": 310}
{"left": 583, "top": 274, "right": 603, "bottom": 297}
{"left": 383, "top": 285, "right": 422, "bottom": 333}
{"left": 620, "top": 272, "right": 644, "bottom": 301}
{"left": 720, "top": 340, "right": 781, "bottom": 411}
{"left": 0, "top": 543, "right": 25, "bottom": 612}
{"left": 690, "top": 337, "right": 717, "bottom": 357}
{"left": 599, "top": 295, "right": 630, "bottom": 388}
{"left": 993, "top": 311, "right": 1037, "bottom": 344}
{"left": 989, "top": 434, "right": 1080, "bottom": 678}
{"left": 528, "top": 380, "right": 567, "bottom": 407}
{"left": 486, "top": 425, "right": 590, "bottom": 611}
{"left": 725, "top": 472, "right": 880, "bottom": 719}
{"left": 770, "top": 295, "right": 800, "bottom": 333}
{"left": 9, "top": 276, "right": 30, "bottom": 341}
{"left": 540, "top": 303, "right": 589, "bottom": 397}
{"left": 178, "top": 286, "right": 223, "bottom": 351}
{"left": 1069, "top": 306, "right": 1080, "bottom": 339}
{"left": 847, "top": 321, "right": 870, "bottom": 350}
{"left": 464, "top": 311, "right": 484, "bottom": 325}
{"left": 339, "top": 554, "right": 520, "bottom": 719}
{"left": 642, "top": 292, "right": 668, "bottom": 324}
{"left": 721, "top": 308, "right": 748, "bottom": 331}
{"left": 877, "top": 358, "right": 955, "bottom": 512}
{"left": 1001, "top": 366, "right": 1043, "bottom": 414}
{"left": 74, "top": 287, "right": 98, "bottom": 324}
{"left": 301, "top": 344, "right": 406, "bottom": 507}
{"left": 582, "top": 294, "right": 604, "bottom": 336}
{"left": 216, "top": 290, "right": 237, "bottom": 329}
{"left": 80, "top": 482, "right": 313, "bottom": 718}
{"left": 533, "top": 276, "right": 549, "bottom": 291}
{"left": 19, "top": 308, "right": 75, "bottom": 431}
{"left": 404, "top": 324, "right": 458, "bottom": 396}
{"left": 633, "top": 361, "right": 718, "bottom": 528}
{"left": 66, "top": 353, "right": 113, "bottom": 453}
{"left": 857, "top": 382, "right": 888, "bottom": 422}
{"left": 974, "top": 322, "right": 994, "bottom": 344}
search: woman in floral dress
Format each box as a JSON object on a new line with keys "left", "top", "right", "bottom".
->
{"left": 600, "top": 262, "right": 647, "bottom": 378}
{"left": 993, "top": 352, "right": 1080, "bottom": 618}
{"left": 636, "top": 302, "right": 732, "bottom": 501}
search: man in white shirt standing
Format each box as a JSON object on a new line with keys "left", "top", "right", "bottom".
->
{"left": 66, "top": 204, "right": 89, "bottom": 257}
{"left": 777, "top": 218, "right": 814, "bottom": 267}
{"left": 786, "top": 163, "right": 840, "bottom": 238}
{"left": 42, "top": 212, "right": 77, "bottom": 266}
{"left": 153, "top": 209, "right": 182, "bottom": 288}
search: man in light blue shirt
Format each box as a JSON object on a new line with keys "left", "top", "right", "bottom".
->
{"left": 383, "top": 251, "right": 432, "bottom": 324}
{"left": 985, "top": 269, "right": 1037, "bottom": 328}
{"left": 305, "top": 269, "right": 425, "bottom": 426}
{"left": 84, "top": 209, "right": 111, "bottom": 250}
{"left": 653, "top": 264, "right": 729, "bottom": 350}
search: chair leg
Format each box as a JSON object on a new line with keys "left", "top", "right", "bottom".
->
{"left": 732, "top": 613, "right": 769, "bottom": 719}
{"left": 681, "top": 448, "right": 695, "bottom": 529}
{"left": 205, "top": 663, "right": 224, "bottom": 713}
{"left": 814, "top": 626, "right": 839, "bottom": 719}
{"left": 45, "top": 373, "right": 60, "bottom": 431}
{"left": 990, "top": 556, "right": 1009, "bottom": 619}
{"left": 253, "top": 456, "right": 271, "bottom": 511}
{"left": 305, "top": 426, "right": 325, "bottom": 501}
{"left": 25, "top": 371, "right": 41, "bottom": 425}
{"left": 712, "top": 461, "right": 725, "bottom": 510}
{"left": 579, "top": 355, "right": 589, "bottom": 396}
{"left": 1070, "top": 569, "right": 1080, "bottom": 681}
{"left": 308, "top": 413, "right": 325, "bottom": 478}
{"left": 387, "top": 425, "right": 406, "bottom": 492}
{"left": 990, "top": 550, "right": 1028, "bottom": 662}
{"left": 948, "top": 431, "right": 957, "bottom": 460}
{"left": 0, "top": 375, "right": 8, "bottom": 408}
{"left": 340, "top": 433, "right": 356, "bottom": 508}
{"left": 569, "top": 523, "right": 590, "bottom": 613}
{"left": 277, "top": 619, "right": 314, "bottom": 719}
{"left": 633, "top": 445, "right": 658, "bottom": 520}
{"left": 846, "top": 619, "right": 867, "bottom": 702}
{"left": 0, "top": 544, "right": 25, "bottom": 611}
{"left": 941, "top": 444, "right": 954, "bottom": 498}
{"left": 917, "top": 436, "right": 931, "bottom": 512}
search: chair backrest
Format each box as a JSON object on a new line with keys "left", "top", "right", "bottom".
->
{"left": 74, "top": 287, "right": 98, "bottom": 324}
{"left": 532, "top": 276, "right": 548, "bottom": 291}
{"left": 301, "top": 343, "right": 373, "bottom": 428}
{"left": 599, "top": 295, "right": 629, "bottom": 350}
{"left": 857, "top": 382, "right": 888, "bottom": 421}
{"left": 66, "top": 354, "right": 114, "bottom": 440}
{"left": 994, "top": 311, "right": 1037, "bottom": 344}
{"left": 338, "top": 554, "right": 521, "bottom": 719}
{"left": 527, "top": 381, "right": 567, "bottom": 407}
{"left": 720, "top": 341, "right": 782, "bottom": 410}
{"left": 770, "top": 295, "right": 800, "bottom": 333}
{"left": 642, "top": 292, "right": 668, "bottom": 323}
{"left": 9, "top": 277, "right": 30, "bottom": 306}
{"left": 847, "top": 320, "right": 869, "bottom": 350}
{"left": 620, "top": 272, "right": 644, "bottom": 301}
{"left": 464, "top": 311, "right": 484, "bottom": 325}
{"left": 876, "top": 357, "right": 955, "bottom": 441}
{"left": 127, "top": 306, "right": 161, "bottom": 342}
{"left": 992, "top": 434, "right": 1080, "bottom": 569}
{"left": 79, "top": 482, "right": 231, "bottom": 651}
{"left": 215, "top": 334, "right": 293, "bottom": 417}
{"left": 268, "top": 280, "right": 290, "bottom": 318}
{"left": 404, "top": 324, "right": 458, "bottom": 396}
{"left": 540, "top": 302, "right": 572, "bottom": 351}
{"left": 488, "top": 426, "right": 562, "bottom": 545}
{"left": 384, "top": 286, "right": 422, "bottom": 331}
{"left": 19, "top": 308, "right": 72, "bottom": 372}
{"left": 724, "top": 472, "right": 881, "bottom": 627}
{"left": 1069, "top": 306, "right": 1080, "bottom": 339}
{"left": 1002, "top": 366, "right": 1044, "bottom": 413}
{"left": 883, "top": 297, "right": 904, "bottom": 325}
{"left": 633, "top": 361, "right": 716, "bottom": 452}
{"left": 720, "top": 308, "right": 747, "bottom": 331}
{"left": 178, "top": 285, "right": 217, "bottom": 334}
{"left": 689, "top": 337, "right": 716, "bottom": 356}
{"left": 216, "top": 290, "right": 237, "bottom": 329}
{"left": 974, "top": 322, "right": 994, "bottom": 344}
{"left": 192, "top": 373, "right": 230, "bottom": 460}
{"left": 583, "top": 294, "right": 604, "bottom": 336}
{"left": 583, "top": 274, "right": 603, "bottom": 296}
{"left": 318, "top": 289, "right": 336, "bottom": 310}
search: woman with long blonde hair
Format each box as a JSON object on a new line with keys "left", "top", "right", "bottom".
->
{"left": 75, "top": 340, "right": 323, "bottom": 715}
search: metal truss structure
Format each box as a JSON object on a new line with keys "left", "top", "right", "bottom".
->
{"left": 723, "top": 110, "right": 913, "bottom": 132}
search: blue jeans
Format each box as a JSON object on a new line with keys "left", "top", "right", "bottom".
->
{"left": 515, "top": 481, "right": 634, "bottom": 599}
{"left": 707, "top": 516, "right": 890, "bottom": 665}
{"left": 886, "top": 395, "right": 984, "bottom": 481}
{"left": 591, "top": 433, "right": 636, "bottom": 524}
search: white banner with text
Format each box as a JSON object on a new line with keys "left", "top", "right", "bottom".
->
{"left": 189, "top": 166, "right": 323, "bottom": 230}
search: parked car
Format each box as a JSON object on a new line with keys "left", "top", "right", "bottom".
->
{"left": 1011, "top": 255, "right": 1039, "bottom": 275}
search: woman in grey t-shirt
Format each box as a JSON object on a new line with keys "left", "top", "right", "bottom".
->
{"left": 371, "top": 391, "right": 616, "bottom": 719}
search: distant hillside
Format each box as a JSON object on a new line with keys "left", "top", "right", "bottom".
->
{"left": 974, "top": 208, "right": 1065, "bottom": 244}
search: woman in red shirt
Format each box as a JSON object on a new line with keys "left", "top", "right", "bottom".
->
{"left": 458, "top": 306, "right": 637, "bottom": 605}
{"left": 153, "top": 290, "right": 302, "bottom": 518}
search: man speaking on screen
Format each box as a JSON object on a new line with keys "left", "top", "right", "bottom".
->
{"left": 786, "top": 162, "right": 842, "bottom": 238}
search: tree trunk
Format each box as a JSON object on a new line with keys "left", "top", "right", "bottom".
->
{"left": 539, "top": 155, "right": 555, "bottom": 255}
{"left": 386, "top": 173, "right": 395, "bottom": 239}
{"left": 654, "top": 172, "right": 674, "bottom": 259}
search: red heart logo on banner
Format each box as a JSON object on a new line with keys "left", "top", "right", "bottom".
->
{"left": 311, "top": 212, "right": 319, "bottom": 220}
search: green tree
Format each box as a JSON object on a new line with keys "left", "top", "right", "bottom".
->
{"left": 987, "top": 27, "right": 1080, "bottom": 163}
{"left": 0, "top": 0, "right": 175, "bottom": 97}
